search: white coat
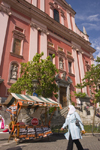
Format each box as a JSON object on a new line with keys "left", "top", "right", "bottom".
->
{"left": 62, "top": 112, "right": 84, "bottom": 140}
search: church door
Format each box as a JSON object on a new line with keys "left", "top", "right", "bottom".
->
{"left": 60, "top": 86, "right": 67, "bottom": 107}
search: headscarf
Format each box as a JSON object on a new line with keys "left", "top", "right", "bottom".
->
{"left": 67, "top": 105, "right": 76, "bottom": 118}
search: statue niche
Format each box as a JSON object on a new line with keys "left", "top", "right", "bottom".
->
{"left": 10, "top": 64, "right": 18, "bottom": 80}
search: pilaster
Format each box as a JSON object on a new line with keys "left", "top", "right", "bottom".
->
{"left": 0, "top": 3, "right": 11, "bottom": 65}
{"left": 29, "top": 22, "right": 38, "bottom": 61}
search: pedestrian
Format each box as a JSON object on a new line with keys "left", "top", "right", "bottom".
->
{"left": 61, "top": 105, "right": 85, "bottom": 150}
{"left": 0, "top": 115, "right": 5, "bottom": 129}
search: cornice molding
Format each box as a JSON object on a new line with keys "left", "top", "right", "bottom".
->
{"left": 3, "top": 0, "right": 96, "bottom": 54}
{"left": 0, "top": 3, "right": 12, "bottom": 15}
{"left": 30, "top": 22, "right": 49, "bottom": 35}
{"left": 53, "top": 0, "right": 76, "bottom": 15}
{"left": 49, "top": 2, "right": 65, "bottom": 18}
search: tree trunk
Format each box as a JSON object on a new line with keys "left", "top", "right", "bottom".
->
{"left": 92, "top": 104, "right": 96, "bottom": 134}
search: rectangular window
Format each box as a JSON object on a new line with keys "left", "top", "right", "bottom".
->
{"left": 49, "top": 53, "right": 53, "bottom": 62}
{"left": 54, "top": 9, "right": 59, "bottom": 23}
{"left": 58, "top": 46, "right": 63, "bottom": 51}
{"left": 13, "top": 38, "right": 21, "bottom": 55}
{"left": 68, "top": 62, "right": 72, "bottom": 73}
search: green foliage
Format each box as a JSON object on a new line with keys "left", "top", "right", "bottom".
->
{"left": 74, "top": 91, "right": 86, "bottom": 98}
{"left": 49, "top": 107, "right": 56, "bottom": 114}
{"left": 9, "top": 52, "right": 59, "bottom": 98}
{"left": 75, "top": 57, "right": 100, "bottom": 132}
{"left": 75, "top": 57, "right": 100, "bottom": 104}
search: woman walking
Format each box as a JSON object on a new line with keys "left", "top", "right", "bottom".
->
{"left": 61, "top": 105, "right": 85, "bottom": 150}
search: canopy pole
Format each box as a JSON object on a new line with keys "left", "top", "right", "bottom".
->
{"left": 45, "top": 106, "right": 47, "bottom": 125}
{"left": 48, "top": 107, "right": 57, "bottom": 127}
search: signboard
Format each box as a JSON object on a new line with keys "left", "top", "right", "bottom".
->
{"left": 42, "top": 126, "right": 52, "bottom": 137}
{"left": 33, "top": 93, "right": 38, "bottom": 97}
{"left": 31, "top": 118, "right": 38, "bottom": 126}
{"left": 17, "top": 125, "right": 52, "bottom": 140}
{"left": 35, "top": 126, "right": 44, "bottom": 138}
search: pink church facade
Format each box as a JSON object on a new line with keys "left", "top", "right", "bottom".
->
{"left": 0, "top": 0, "right": 95, "bottom": 107}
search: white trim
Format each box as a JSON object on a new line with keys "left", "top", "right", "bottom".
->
{"left": 40, "top": 32, "right": 47, "bottom": 59}
{"left": 29, "top": 27, "right": 38, "bottom": 61}
{"left": 40, "top": 0, "right": 45, "bottom": 12}
{"left": 61, "top": 16, "right": 64, "bottom": 25}
{"left": 72, "top": 49, "right": 80, "bottom": 92}
{"left": 50, "top": 8, "right": 53, "bottom": 18}
{"left": 67, "top": 12, "right": 71, "bottom": 30}
{"left": 78, "top": 52, "right": 87, "bottom": 94}
{"left": 91, "top": 59, "right": 94, "bottom": 65}
{"left": 32, "top": 0, "right": 37, "bottom": 7}
{"left": 72, "top": 16, "right": 76, "bottom": 32}
{"left": 0, "top": 12, "right": 9, "bottom": 65}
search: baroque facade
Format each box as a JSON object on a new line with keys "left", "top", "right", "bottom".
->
{"left": 0, "top": 0, "right": 96, "bottom": 107}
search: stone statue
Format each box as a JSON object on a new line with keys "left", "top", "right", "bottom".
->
{"left": 10, "top": 64, "right": 18, "bottom": 80}
{"left": 59, "top": 59, "right": 63, "bottom": 69}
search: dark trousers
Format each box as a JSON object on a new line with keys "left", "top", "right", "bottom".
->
{"left": 67, "top": 134, "right": 84, "bottom": 150}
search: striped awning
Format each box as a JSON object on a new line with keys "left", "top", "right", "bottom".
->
{"left": 3, "top": 93, "right": 62, "bottom": 109}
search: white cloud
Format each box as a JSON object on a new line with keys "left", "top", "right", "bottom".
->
{"left": 90, "top": 37, "right": 100, "bottom": 59}
{"left": 82, "top": 23, "right": 100, "bottom": 31}
{"left": 87, "top": 14, "right": 100, "bottom": 21}
{"left": 75, "top": 14, "right": 100, "bottom": 22}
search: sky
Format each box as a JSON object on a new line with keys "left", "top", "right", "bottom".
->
{"left": 65, "top": 0, "right": 100, "bottom": 59}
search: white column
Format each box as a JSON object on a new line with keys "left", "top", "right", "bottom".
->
{"left": 61, "top": 16, "right": 64, "bottom": 25}
{"left": 91, "top": 59, "right": 94, "bottom": 65}
{"left": 72, "top": 16, "right": 76, "bottom": 32}
{"left": 67, "top": 85, "right": 71, "bottom": 105}
{"left": 40, "top": 0, "right": 45, "bottom": 12}
{"left": 32, "top": 0, "right": 37, "bottom": 7}
{"left": 72, "top": 49, "right": 80, "bottom": 92}
{"left": 67, "top": 12, "right": 71, "bottom": 29}
{"left": 50, "top": 8, "right": 53, "bottom": 18}
{"left": 0, "top": 10, "right": 9, "bottom": 65}
{"left": 40, "top": 32, "right": 47, "bottom": 59}
{"left": 29, "top": 26, "right": 38, "bottom": 61}
{"left": 78, "top": 52, "right": 87, "bottom": 94}
{"left": 26, "top": 0, "right": 31, "bottom": 3}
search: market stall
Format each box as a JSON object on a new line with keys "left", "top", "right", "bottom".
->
{"left": 2, "top": 93, "right": 62, "bottom": 143}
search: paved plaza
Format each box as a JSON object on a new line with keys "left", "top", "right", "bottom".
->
{"left": 0, "top": 132, "right": 100, "bottom": 150}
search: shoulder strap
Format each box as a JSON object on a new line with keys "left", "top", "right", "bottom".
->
{"left": 74, "top": 113, "right": 84, "bottom": 126}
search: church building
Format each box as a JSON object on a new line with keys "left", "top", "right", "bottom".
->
{"left": 0, "top": 0, "right": 96, "bottom": 107}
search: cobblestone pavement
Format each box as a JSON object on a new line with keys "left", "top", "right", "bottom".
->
{"left": 0, "top": 133, "right": 100, "bottom": 150}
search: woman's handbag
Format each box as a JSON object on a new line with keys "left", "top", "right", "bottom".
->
{"left": 74, "top": 114, "right": 80, "bottom": 126}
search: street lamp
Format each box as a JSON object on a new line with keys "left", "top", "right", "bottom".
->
{"left": 32, "top": 79, "right": 38, "bottom": 95}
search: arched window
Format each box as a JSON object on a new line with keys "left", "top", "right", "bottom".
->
{"left": 54, "top": 9, "right": 59, "bottom": 23}
{"left": 59, "top": 58, "right": 64, "bottom": 69}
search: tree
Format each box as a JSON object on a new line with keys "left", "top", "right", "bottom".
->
{"left": 9, "top": 52, "right": 59, "bottom": 98}
{"left": 74, "top": 57, "right": 100, "bottom": 132}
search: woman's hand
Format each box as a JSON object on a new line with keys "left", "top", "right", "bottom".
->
{"left": 60, "top": 128, "right": 64, "bottom": 131}
{"left": 81, "top": 130, "right": 86, "bottom": 134}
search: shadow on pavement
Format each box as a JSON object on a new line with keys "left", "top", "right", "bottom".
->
{"left": 19, "top": 134, "right": 65, "bottom": 144}
{"left": 6, "top": 147, "right": 22, "bottom": 150}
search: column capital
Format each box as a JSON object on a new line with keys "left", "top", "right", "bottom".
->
{"left": 30, "top": 22, "right": 49, "bottom": 35}
{"left": 0, "top": 4, "right": 12, "bottom": 16}
{"left": 30, "top": 22, "right": 38, "bottom": 29}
